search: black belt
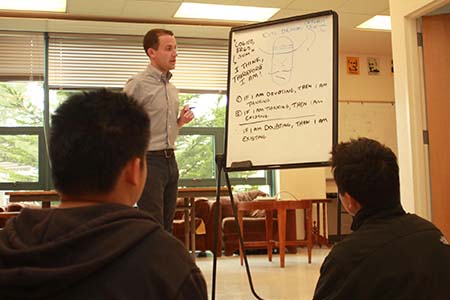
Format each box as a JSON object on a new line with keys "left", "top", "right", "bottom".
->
{"left": 147, "top": 149, "right": 174, "bottom": 158}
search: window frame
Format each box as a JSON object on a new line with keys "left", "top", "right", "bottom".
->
{"left": 0, "top": 30, "right": 274, "bottom": 193}
{"left": 0, "top": 127, "right": 47, "bottom": 190}
{"left": 178, "top": 126, "right": 274, "bottom": 190}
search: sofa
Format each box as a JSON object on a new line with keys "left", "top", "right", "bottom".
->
{"left": 172, "top": 197, "right": 222, "bottom": 256}
{"left": 171, "top": 190, "right": 299, "bottom": 256}
{"left": 220, "top": 190, "right": 298, "bottom": 256}
{"left": 0, "top": 203, "right": 31, "bottom": 228}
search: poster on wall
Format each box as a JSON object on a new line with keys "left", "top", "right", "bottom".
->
{"left": 346, "top": 56, "right": 359, "bottom": 74}
{"left": 367, "top": 57, "right": 380, "bottom": 75}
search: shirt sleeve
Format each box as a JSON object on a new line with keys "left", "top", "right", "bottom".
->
{"left": 175, "top": 268, "right": 208, "bottom": 300}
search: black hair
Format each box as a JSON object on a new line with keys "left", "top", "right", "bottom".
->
{"left": 49, "top": 89, "right": 149, "bottom": 195}
{"left": 331, "top": 137, "right": 400, "bottom": 209}
{"left": 143, "top": 28, "right": 174, "bottom": 56}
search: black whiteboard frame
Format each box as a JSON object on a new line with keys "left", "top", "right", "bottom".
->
{"left": 224, "top": 10, "right": 339, "bottom": 172}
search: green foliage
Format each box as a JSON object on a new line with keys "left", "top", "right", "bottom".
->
{"left": 176, "top": 135, "right": 215, "bottom": 179}
{"left": 186, "top": 94, "right": 226, "bottom": 128}
{"left": 0, "top": 83, "right": 42, "bottom": 126}
{"left": 176, "top": 94, "right": 219, "bottom": 179}
{"left": 0, "top": 82, "right": 41, "bottom": 182}
{"left": 0, "top": 135, "right": 38, "bottom": 182}
{"left": 0, "top": 86, "right": 266, "bottom": 188}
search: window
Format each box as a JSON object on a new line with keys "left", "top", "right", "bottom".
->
{"left": 0, "top": 30, "right": 273, "bottom": 193}
{"left": 0, "top": 32, "right": 46, "bottom": 189}
{"left": 177, "top": 93, "right": 273, "bottom": 193}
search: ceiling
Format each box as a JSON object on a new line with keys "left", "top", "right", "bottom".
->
{"left": 0, "top": 0, "right": 393, "bottom": 55}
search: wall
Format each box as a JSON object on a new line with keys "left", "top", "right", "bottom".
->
{"left": 277, "top": 52, "right": 395, "bottom": 238}
{"left": 339, "top": 54, "right": 395, "bottom": 102}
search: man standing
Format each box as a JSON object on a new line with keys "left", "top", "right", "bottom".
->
{"left": 314, "top": 138, "right": 450, "bottom": 300}
{"left": 124, "top": 29, "right": 194, "bottom": 233}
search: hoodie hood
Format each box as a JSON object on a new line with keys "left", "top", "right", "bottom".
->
{"left": 0, "top": 203, "right": 160, "bottom": 299}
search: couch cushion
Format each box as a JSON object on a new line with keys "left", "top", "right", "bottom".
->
{"left": 221, "top": 190, "right": 267, "bottom": 218}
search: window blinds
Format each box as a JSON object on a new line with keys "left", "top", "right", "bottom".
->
{"left": 48, "top": 33, "right": 229, "bottom": 91}
{"left": 0, "top": 32, "right": 44, "bottom": 81}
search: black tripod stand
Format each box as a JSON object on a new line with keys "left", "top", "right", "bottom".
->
{"left": 210, "top": 154, "right": 264, "bottom": 300}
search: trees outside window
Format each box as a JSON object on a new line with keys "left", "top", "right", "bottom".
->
{"left": 177, "top": 93, "right": 272, "bottom": 194}
{"left": 0, "top": 82, "right": 43, "bottom": 184}
{"left": 0, "top": 85, "right": 272, "bottom": 193}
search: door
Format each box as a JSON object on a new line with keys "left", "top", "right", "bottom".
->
{"left": 422, "top": 13, "right": 450, "bottom": 238}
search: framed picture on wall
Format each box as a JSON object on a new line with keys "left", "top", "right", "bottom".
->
{"left": 367, "top": 57, "right": 380, "bottom": 74}
{"left": 347, "top": 56, "right": 359, "bottom": 74}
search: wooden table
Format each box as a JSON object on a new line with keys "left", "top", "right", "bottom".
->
{"left": 237, "top": 199, "right": 313, "bottom": 268}
{"left": 275, "top": 200, "right": 313, "bottom": 267}
{"left": 5, "top": 191, "right": 59, "bottom": 208}
{"left": 176, "top": 187, "right": 228, "bottom": 260}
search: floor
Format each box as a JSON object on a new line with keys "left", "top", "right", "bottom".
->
{"left": 196, "top": 247, "right": 330, "bottom": 300}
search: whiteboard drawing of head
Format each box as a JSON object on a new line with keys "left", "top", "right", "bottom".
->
{"left": 270, "top": 36, "right": 294, "bottom": 85}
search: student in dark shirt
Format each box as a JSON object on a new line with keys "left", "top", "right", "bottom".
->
{"left": 0, "top": 89, "right": 207, "bottom": 300}
{"left": 314, "top": 137, "right": 450, "bottom": 300}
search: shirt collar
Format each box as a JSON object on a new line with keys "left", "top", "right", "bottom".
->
{"left": 146, "top": 64, "right": 172, "bottom": 82}
{"left": 351, "top": 203, "right": 406, "bottom": 231}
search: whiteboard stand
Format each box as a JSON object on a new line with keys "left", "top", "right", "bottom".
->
{"left": 211, "top": 154, "right": 264, "bottom": 300}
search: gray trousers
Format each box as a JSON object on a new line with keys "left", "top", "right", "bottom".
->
{"left": 138, "top": 152, "right": 179, "bottom": 233}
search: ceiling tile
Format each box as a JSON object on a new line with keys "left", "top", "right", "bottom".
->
{"left": 270, "top": 8, "right": 311, "bottom": 21}
{"left": 236, "top": 0, "right": 292, "bottom": 8}
{"left": 180, "top": 0, "right": 239, "bottom": 4}
{"left": 338, "top": 0, "right": 390, "bottom": 14}
{"left": 122, "top": 1, "right": 180, "bottom": 19}
{"left": 336, "top": 12, "right": 377, "bottom": 29}
{"left": 68, "top": 0, "right": 126, "bottom": 16}
{"left": 287, "top": 0, "right": 348, "bottom": 12}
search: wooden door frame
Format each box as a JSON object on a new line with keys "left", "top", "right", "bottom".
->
{"left": 389, "top": 0, "right": 450, "bottom": 218}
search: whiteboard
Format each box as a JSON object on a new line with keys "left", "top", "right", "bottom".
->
{"left": 225, "top": 11, "right": 339, "bottom": 171}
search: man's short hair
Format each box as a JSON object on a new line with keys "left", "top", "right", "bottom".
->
{"left": 331, "top": 137, "right": 400, "bottom": 209}
{"left": 143, "top": 28, "right": 174, "bottom": 56}
{"left": 50, "top": 89, "right": 150, "bottom": 195}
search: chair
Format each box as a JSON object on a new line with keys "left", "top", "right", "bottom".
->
{"left": 172, "top": 198, "right": 222, "bottom": 256}
{"left": 221, "top": 191, "right": 298, "bottom": 256}
{"left": 237, "top": 200, "right": 276, "bottom": 265}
